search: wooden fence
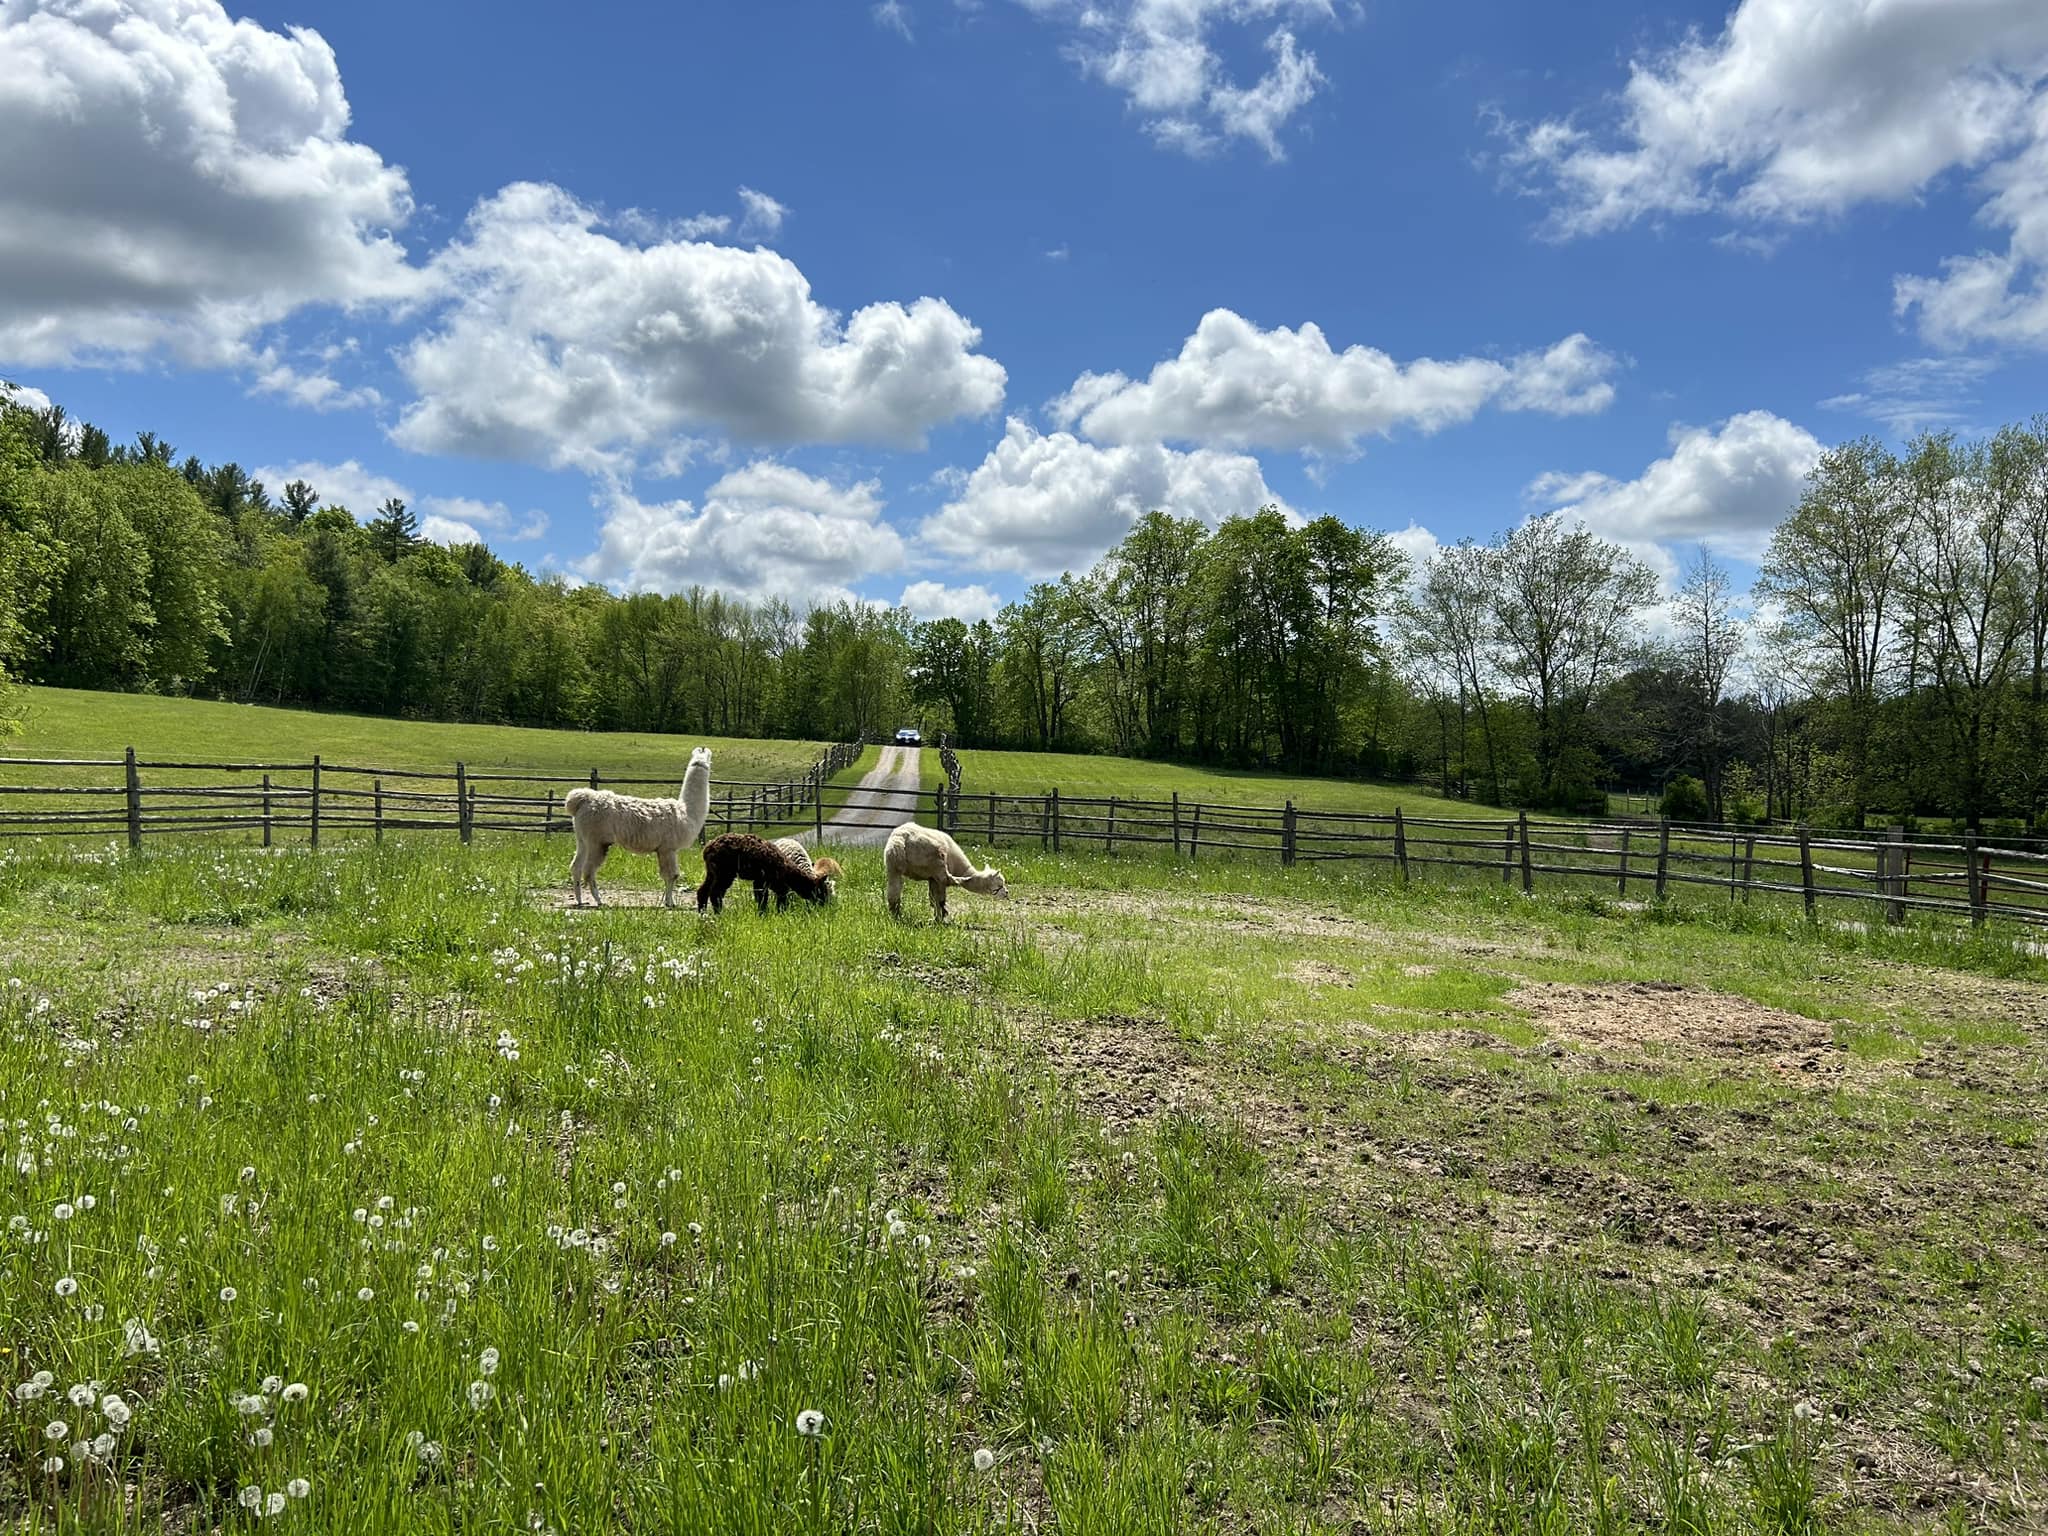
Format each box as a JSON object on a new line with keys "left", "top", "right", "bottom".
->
{"left": 4, "top": 748, "right": 2045, "bottom": 930}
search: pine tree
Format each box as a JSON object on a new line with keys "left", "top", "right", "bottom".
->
{"left": 369, "top": 497, "right": 419, "bottom": 563}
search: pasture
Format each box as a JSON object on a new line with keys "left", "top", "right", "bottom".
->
{"left": 938, "top": 748, "right": 1482, "bottom": 820}
{"left": 2, "top": 831, "right": 2044, "bottom": 1533}
{"left": 5, "top": 689, "right": 828, "bottom": 787}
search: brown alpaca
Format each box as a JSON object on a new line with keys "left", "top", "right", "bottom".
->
{"left": 697, "top": 833, "right": 836, "bottom": 914}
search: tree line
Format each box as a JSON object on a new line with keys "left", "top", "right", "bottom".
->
{"left": 4, "top": 386, "right": 2047, "bottom": 832}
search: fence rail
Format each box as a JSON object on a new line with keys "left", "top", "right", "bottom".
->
{"left": 3, "top": 748, "right": 2046, "bottom": 931}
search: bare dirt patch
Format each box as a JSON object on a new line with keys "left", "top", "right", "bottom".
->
{"left": 1508, "top": 981, "right": 1844, "bottom": 1078}
{"left": 1287, "top": 959, "right": 1354, "bottom": 989}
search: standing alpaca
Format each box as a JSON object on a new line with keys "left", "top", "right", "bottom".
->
{"left": 697, "top": 833, "right": 836, "bottom": 914}
{"left": 564, "top": 747, "right": 713, "bottom": 908}
{"left": 883, "top": 822, "right": 1008, "bottom": 922}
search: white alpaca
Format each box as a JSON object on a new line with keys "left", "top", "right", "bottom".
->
{"left": 883, "top": 822, "right": 1008, "bottom": 922}
{"left": 564, "top": 747, "right": 713, "bottom": 908}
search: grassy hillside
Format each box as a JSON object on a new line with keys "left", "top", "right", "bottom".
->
{"left": 945, "top": 746, "right": 1484, "bottom": 818}
{"left": 4, "top": 687, "right": 827, "bottom": 785}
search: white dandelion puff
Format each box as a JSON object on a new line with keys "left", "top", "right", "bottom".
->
{"left": 973, "top": 1447, "right": 996, "bottom": 1472}
{"left": 287, "top": 1478, "right": 310, "bottom": 1499}
{"left": 283, "top": 1383, "right": 308, "bottom": 1404}
{"left": 795, "top": 1408, "right": 825, "bottom": 1437}
{"left": 468, "top": 1379, "right": 495, "bottom": 1409}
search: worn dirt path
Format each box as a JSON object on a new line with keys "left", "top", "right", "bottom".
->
{"left": 812, "top": 745, "right": 923, "bottom": 847}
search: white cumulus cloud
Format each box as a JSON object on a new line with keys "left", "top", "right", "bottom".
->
{"left": 1503, "top": 0, "right": 2048, "bottom": 349}
{"left": 1056, "top": 310, "right": 1617, "bottom": 453}
{"left": 0, "top": 0, "right": 427, "bottom": 368}
{"left": 900, "top": 580, "right": 1002, "bottom": 622}
{"left": 393, "top": 183, "right": 1006, "bottom": 471}
{"left": 1524, "top": 410, "right": 1824, "bottom": 565}
{"left": 253, "top": 460, "right": 547, "bottom": 543}
{"left": 579, "top": 461, "right": 905, "bottom": 606}
{"left": 922, "top": 416, "right": 1290, "bottom": 576}
{"left": 1016, "top": 0, "right": 1335, "bottom": 160}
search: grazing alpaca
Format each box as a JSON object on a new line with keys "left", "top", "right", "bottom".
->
{"left": 772, "top": 837, "right": 843, "bottom": 890}
{"left": 698, "top": 833, "right": 836, "bottom": 914}
{"left": 883, "top": 822, "right": 1008, "bottom": 922}
{"left": 564, "top": 747, "right": 713, "bottom": 908}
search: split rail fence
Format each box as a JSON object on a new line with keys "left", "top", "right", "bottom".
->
{"left": 3, "top": 748, "right": 2045, "bottom": 930}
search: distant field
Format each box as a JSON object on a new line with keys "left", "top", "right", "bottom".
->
{"left": 4, "top": 688, "right": 826, "bottom": 785}
{"left": 945, "top": 747, "right": 1484, "bottom": 819}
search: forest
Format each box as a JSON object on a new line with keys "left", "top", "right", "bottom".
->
{"left": 4, "top": 385, "right": 2047, "bottom": 832}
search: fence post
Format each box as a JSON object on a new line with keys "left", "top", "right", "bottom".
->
{"left": 1885, "top": 825, "right": 1905, "bottom": 925}
{"left": 589, "top": 768, "right": 600, "bottom": 791}
{"left": 1518, "top": 811, "right": 1533, "bottom": 893}
{"left": 456, "top": 763, "right": 472, "bottom": 844}
{"left": 1966, "top": 834, "right": 1987, "bottom": 926}
{"left": 1051, "top": 787, "right": 1061, "bottom": 854}
{"left": 1282, "top": 800, "right": 1296, "bottom": 868}
{"left": 1655, "top": 818, "right": 1671, "bottom": 900}
{"left": 310, "top": 756, "right": 322, "bottom": 848}
{"left": 261, "top": 773, "right": 273, "bottom": 848}
{"left": 1189, "top": 801, "right": 1201, "bottom": 860}
{"left": 1393, "top": 806, "right": 1409, "bottom": 882}
{"left": 1172, "top": 791, "right": 1182, "bottom": 856}
{"left": 1107, "top": 796, "right": 1118, "bottom": 855}
{"left": 814, "top": 773, "right": 825, "bottom": 842}
{"left": 374, "top": 779, "right": 385, "bottom": 843}
{"left": 1040, "top": 794, "right": 1050, "bottom": 851}
{"left": 989, "top": 791, "right": 997, "bottom": 847}
{"left": 543, "top": 788, "right": 555, "bottom": 836}
{"left": 1798, "top": 827, "right": 1816, "bottom": 920}
{"left": 724, "top": 791, "right": 733, "bottom": 835}
{"left": 1617, "top": 828, "right": 1630, "bottom": 896}
{"left": 1741, "top": 834, "right": 1755, "bottom": 902}
{"left": 1501, "top": 820, "right": 1515, "bottom": 884}
{"left": 123, "top": 747, "right": 142, "bottom": 852}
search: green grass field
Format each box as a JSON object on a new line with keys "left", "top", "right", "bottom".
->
{"left": 4, "top": 688, "right": 827, "bottom": 786}
{"left": 944, "top": 748, "right": 1482, "bottom": 819}
{"left": 1, "top": 828, "right": 2042, "bottom": 1532}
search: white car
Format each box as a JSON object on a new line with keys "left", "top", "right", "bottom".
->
{"left": 893, "top": 728, "right": 922, "bottom": 746}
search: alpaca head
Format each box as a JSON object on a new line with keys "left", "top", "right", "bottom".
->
{"left": 971, "top": 866, "right": 1009, "bottom": 900}
{"left": 813, "top": 856, "right": 843, "bottom": 884}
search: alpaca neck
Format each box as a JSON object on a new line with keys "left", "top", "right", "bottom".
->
{"left": 680, "top": 762, "right": 711, "bottom": 821}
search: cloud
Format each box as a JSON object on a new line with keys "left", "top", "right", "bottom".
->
{"left": 1016, "top": 0, "right": 1335, "bottom": 160}
{"left": 248, "top": 357, "right": 382, "bottom": 413}
{"left": 1503, "top": 0, "right": 2048, "bottom": 350}
{"left": 737, "top": 186, "right": 789, "bottom": 240}
{"left": 0, "top": 0, "right": 427, "bottom": 369}
{"left": 578, "top": 461, "right": 905, "bottom": 605}
{"left": 1820, "top": 356, "right": 1996, "bottom": 435}
{"left": 921, "top": 416, "right": 1290, "bottom": 575}
{"left": 392, "top": 183, "right": 1005, "bottom": 472}
{"left": 1525, "top": 410, "right": 1824, "bottom": 565}
{"left": 253, "top": 459, "right": 547, "bottom": 541}
{"left": 1894, "top": 97, "right": 2048, "bottom": 348}
{"left": 1055, "top": 310, "right": 1617, "bottom": 453}
{"left": 1505, "top": 0, "right": 2048, "bottom": 237}
{"left": 1, "top": 381, "right": 54, "bottom": 415}
{"left": 900, "top": 580, "right": 1002, "bottom": 622}
{"left": 874, "top": 0, "right": 914, "bottom": 40}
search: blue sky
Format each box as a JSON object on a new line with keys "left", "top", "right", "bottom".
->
{"left": 6, "top": 0, "right": 2048, "bottom": 619}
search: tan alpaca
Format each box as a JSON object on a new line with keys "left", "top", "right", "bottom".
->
{"left": 882, "top": 822, "right": 1008, "bottom": 922}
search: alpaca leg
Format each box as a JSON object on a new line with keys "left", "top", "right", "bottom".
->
{"left": 587, "top": 844, "right": 609, "bottom": 907}
{"left": 658, "top": 847, "right": 681, "bottom": 909}
{"left": 929, "top": 878, "right": 948, "bottom": 922}
{"left": 569, "top": 840, "right": 588, "bottom": 907}
{"left": 753, "top": 879, "right": 771, "bottom": 914}
{"left": 886, "top": 870, "right": 904, "bottom": 918}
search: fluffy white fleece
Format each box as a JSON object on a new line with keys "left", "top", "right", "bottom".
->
{"left": 882, "top": 821, "right": 1008, "bottom": 922}
{"left": 564, "top": 746, "right": 712, "bottom": 907}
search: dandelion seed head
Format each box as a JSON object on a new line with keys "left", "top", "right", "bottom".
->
{"left": 219, "top": 1286, "right": 237, "bottom": 1303}
{"left": 795, "top": 1408, "right": 824, "bottom": 1437}
{"left": 974, "top": 1447, "right": 996, "bottom": 1472}
{"left": 287, "top": 1478, "right": 310, "bottom": 1499}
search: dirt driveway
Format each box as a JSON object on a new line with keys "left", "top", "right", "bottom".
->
{"left": 814, "top": 745, "right": 922, "bottom": 847}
